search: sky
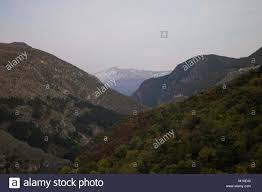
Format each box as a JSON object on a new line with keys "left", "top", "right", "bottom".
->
{"left": 0, "top": 0, "right": 262, "bottom": 74}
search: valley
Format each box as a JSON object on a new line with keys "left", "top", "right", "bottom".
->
{"left": 0, "top": 42, "right": 261, "bottom": 174}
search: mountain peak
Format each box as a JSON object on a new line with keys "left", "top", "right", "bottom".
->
{"left": 95, "top": 67, "right": 171, "bottom": 96}
{"left": 0, "top": 42, "right": 144, "bottom": 114}
{"left": 0, "top": 42, "right": 32, "bottom": 49}
{"left": 249, "top": 46, "right": 262, "bottom": 58}
{"left": 133, "top": 47, "right": 262, "bottom": 107}
{"left": 110, "top": 66, "right": 120, "bottom": 70}
{"left": 10, "top": 42, "right": 31, "bottom": 47}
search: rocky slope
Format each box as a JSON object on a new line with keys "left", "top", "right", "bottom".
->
{"left": 0, "top": 42, "right": 145, "bottom": 172}
{"left": 0, "top": 42, "right": 145, "bottom": 114}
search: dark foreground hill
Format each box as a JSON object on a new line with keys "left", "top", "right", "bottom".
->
{"left": 74, "top": 67, "right": 262, "bottom": 173}
{"left": 133, "top": 47, "right": 262, "bottom": 107}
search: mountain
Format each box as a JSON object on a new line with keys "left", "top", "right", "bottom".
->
{"left": 75, "top": 66, "right": 262, "bottom": 173}
{"left": 133, "top": 47, "right": 262, "bottom": 107}
{"left": 0, "top": 42, "right": 146, "bottom": 172}
{"left": 95, "top": 67, "right": 171, "bottom": 96}
{"left": 0, "top": 42, "right": 145, "bottom": 114}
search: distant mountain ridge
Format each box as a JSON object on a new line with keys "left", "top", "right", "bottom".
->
{"left": 133, "top": 47, "right": 262, "bottom": 107}
{"left": 95, "top": 67, "right": 171, "bottom": 96}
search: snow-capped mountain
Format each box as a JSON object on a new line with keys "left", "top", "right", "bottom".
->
{"left": 95, "top": 67, "right": 171, "bottom": 96}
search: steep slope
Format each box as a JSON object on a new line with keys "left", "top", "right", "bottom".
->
{"left": 0, "top": 42, "right": 145, "bottom": 114}
{"left": 0, "top": 96, "right": 123, "bottom": 158}
{"left": 0, "top": 42, "right": 146, "bottom": 172}
{"left": 75, "top": 67, "right": 262, "bottom": 173}
{"left": 95, "top": 67, "right": 171, "bottom": 96}
{"left": 133, "top": 47, "right": 262, "bottom": 107}
{"left": 0, "top": 129, "right": 67, "bottom": 173}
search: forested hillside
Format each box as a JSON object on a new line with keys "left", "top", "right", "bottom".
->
{"left": 0, "top": 95, "right": 124, "bottom": 173}
{"left": 73, "top": 67, "right": 262, "bottom": 174}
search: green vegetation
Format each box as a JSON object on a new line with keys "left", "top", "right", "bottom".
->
{"left": 74, "top": 105, "right": 123, "bottom": 135}
{"left": 76, "top": 68, "right": 262, "bottom": 173}
{"left": 0, "top": 95, "right": 123, "bottom": 173}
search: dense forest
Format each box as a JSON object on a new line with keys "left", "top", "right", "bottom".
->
{"left": 66, "top": 67, "right": 262, "bottom": 174}
{"left": 0, "top": 95, "right": 123, "bottom": 173}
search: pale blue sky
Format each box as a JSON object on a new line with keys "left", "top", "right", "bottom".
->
{"left": 0, "top": 0, "right": 261, "bottom": 73}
